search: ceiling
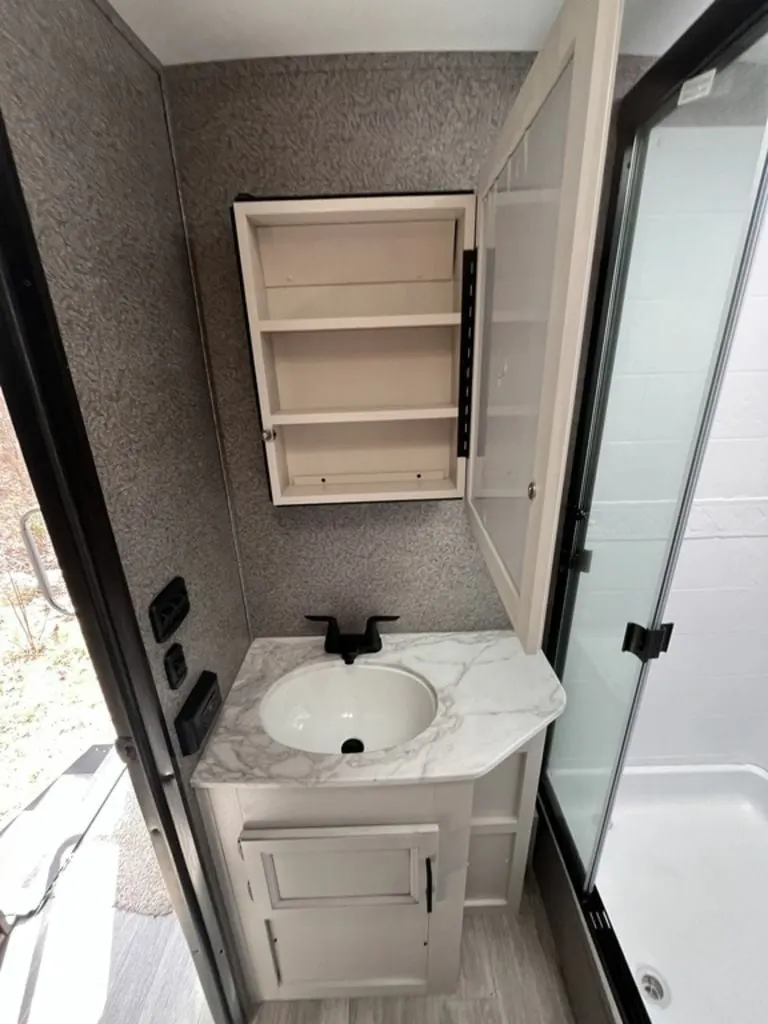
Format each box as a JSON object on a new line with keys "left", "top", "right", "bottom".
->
{"left": 109, "top": 0, "right": 714, "bottom": 67}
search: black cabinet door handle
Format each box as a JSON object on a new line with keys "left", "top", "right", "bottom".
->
{"left": 426, "top": 856, "right": 433, "bottom": 914}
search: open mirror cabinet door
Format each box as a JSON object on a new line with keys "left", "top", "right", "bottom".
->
{"left": 465, "top": 0, "right": 623, "bottom": 653}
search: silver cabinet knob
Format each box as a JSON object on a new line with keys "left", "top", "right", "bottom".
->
{"left": 527, "top": 481, "right": 537, "bottom": 501}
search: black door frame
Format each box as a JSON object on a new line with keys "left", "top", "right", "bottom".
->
{"left": 0, "top": 113, "right": 247, "bottom": 1024}
{"left": 541, "top": 1, "right": 768, "bottom": 1021}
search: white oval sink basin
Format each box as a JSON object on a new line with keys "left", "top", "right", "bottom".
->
{"left": 260, "top": 661, "right": 438, "bottom": 755}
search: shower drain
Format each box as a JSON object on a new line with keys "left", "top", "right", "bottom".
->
{"left": 636, "top": 965, "right": 671, "bottom": 1009}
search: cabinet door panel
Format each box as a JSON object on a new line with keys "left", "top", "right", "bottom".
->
{"left": 467, "top": 0, "right": 622, "bottom": 651}
{"left": 268, "top": 906, "right": 428, "bottom": 992}
{"left": 271, "top": 848, "right": 412, "bottom": 902}
{"left": 239, "top": 824, "right": 437, "bottom": 998}
{"left": 240, "top": 823, "right": 438, "bottom": 912}
{"left": 465, "top": 833, "right": 514, "bottom": 904}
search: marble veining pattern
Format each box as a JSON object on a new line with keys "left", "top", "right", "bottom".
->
{"left": 193, "top": 631, "right": 565, "bottom": 787}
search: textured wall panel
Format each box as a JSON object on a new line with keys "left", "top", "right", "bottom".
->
{"left": 0, "top": 0, "right": 250, "bottom": 751}
{"left": 164, "top": 52, "right": 649, "bottom": 637}
{"left": 164, "top": 53, "right": 532, "bottom": 636}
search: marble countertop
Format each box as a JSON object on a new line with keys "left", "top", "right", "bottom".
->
{"left": 192, "top": 631, "right": 566, "bottom": 789}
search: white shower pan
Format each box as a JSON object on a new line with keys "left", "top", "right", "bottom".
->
{"left": 597, "top": 763, "right": 768, "bottom": 1024}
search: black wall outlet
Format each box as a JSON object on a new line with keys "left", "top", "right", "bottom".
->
{"left": 174, "top": 670, "right": 221, "bottom": 756}
{"left": 164, "top": 643, "right": 188, "bottom": 690}
{"left": 148, "top": 576, "right": 189, "bottom": 643}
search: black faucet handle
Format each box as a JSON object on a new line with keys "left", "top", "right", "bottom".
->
{"left": 305, "top": 615, "right": 341, "bottom": 651}
{"left": 363, "top": 615, "right": 399, "bottom": 649}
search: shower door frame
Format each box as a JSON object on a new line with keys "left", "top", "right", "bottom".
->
{"left": 540, "top": 1, "right": 768, "bottom": 1021}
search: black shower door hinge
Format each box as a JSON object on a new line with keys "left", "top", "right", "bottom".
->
{"left": 622, "top": 622, "right": 674, "bottom": 663}
{"left": 562, "top": 504, "right": 591, "bottom": 574}
{"left": 457, "top": 248, "right": 477, "bottom": 458}
{"left": 569, "top": 548, "right": 593, "bottom": 573}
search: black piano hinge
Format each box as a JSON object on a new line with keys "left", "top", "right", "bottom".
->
{"left": 457, "top": 248, "right": 478, "bottom": 458}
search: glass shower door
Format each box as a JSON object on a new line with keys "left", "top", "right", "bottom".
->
{"left": 545, "top": 45, "right": 768, "bottom": 879}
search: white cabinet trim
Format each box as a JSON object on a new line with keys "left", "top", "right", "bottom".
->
{"left": 466, "top": 0, "right": 623, "bottom": 652}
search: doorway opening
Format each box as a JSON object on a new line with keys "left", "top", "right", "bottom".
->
{"left": 0, "top": 386, "right": 118, "bottom": 915}
{"left": 0, "top": 387, "right": 211, "bottom": 1024}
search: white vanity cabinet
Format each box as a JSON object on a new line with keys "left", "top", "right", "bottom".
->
{"left": 196, "top": 734, "right": 546, "bottom": 1005}
{"left": 202, "top": 779, "right": 474, "bottom": 1001}
{"left": 232, "top": 0, "right": 623, "bottom": 653}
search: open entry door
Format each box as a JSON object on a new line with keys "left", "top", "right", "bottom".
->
{"left": 466, "top": 0, "right": 622, "bottom": 653}
{"left": 0, "top": 114, "right": 245, "bottom": 1024}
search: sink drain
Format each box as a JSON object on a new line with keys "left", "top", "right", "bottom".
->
{"left": 636, "top": 965, "right": 671, "bottom": 1009}
{"left": 341, "top": 737, "right": 364, "bottom": 754}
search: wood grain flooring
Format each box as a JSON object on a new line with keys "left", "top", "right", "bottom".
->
{"left": 256, "top": 883, "right": 575, "bottom": 1024}
{"left": 1, "top": 770, "right": 572, "bottom": 1024}
{"left": 1, "top": 903, "right": 213, "bottom": 1024}
{"left": 0, "top": 777, "right": 213, "bottom": 1024}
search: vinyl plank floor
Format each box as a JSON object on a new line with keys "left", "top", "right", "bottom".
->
{"left": 99, "top": 911, "right": 175, "bottom": 1024}
{"left": 1, "top": 780, "right": 212, "bottom": 1024}
{"left": 455, "top": 912, "right": 514, "bottom": 999}
{"left": 256, "top": 879, "right": 574, "bottom": 1024}
{"left": 3, "top": 790, "right": 572, "bottom": 1024}
{"left": 136, "top": 912, "right": 213, "bottom": 1024}
{"left": 257, "top": 999, "right": 349, "bottom": 1024}
{"left": 503, "top": 885, "right": 575, "bottom": 1024}
{"left": 350, "top": 996, "right": 506, "bottom": 1024}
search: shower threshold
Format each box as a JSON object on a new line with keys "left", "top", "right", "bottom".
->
{"left": 597, "top": 763, "right": 768, "bottom": 1024}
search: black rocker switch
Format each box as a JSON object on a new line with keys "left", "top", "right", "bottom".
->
{"left": 164, "top": 643, "right": 188, "bottom": 690}
{"left": 148, "top": 576, "right": 190, "bottom": 643}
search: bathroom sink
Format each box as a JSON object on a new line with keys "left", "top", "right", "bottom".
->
{"left": 260, "top": 661, "right": 438, "bottom": 755}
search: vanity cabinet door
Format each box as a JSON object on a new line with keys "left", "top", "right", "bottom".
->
{"left": 264, "top": 907, "right": 428, "bottom": 997}
{"left": 239, "top": 823, "right": 438, "bottom": 998}
{"left": 466, "top": 0, "right": 622, "bottom": 653}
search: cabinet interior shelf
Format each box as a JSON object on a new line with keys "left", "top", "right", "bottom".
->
{"left": 233, "top": 194, "right": 475, "bottom": 505}
{"left": 260, "top": 313, "right": 461, "bottom": 334}
{"left": 281, "top": 477, "right": 462, "bottom": 505}
{"left": 271, "top": 404, "right": 459, "bottom": 426}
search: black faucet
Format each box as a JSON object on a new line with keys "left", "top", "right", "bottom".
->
{"left": 305, "top": 615, "right": 400, "bottom": 665}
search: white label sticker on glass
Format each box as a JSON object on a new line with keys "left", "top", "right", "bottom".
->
{"left": 678, "top": 69, "right": 716, "bottom": 106}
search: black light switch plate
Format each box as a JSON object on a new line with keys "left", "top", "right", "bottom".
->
{"left": 175, "top": 670, "right": 221, "bottom": 756}
{"left": 164, "top": 643, "right": 188, "bottom": 690}
{"left": 148, "top": 576, "right": 189, "bottom": 643}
